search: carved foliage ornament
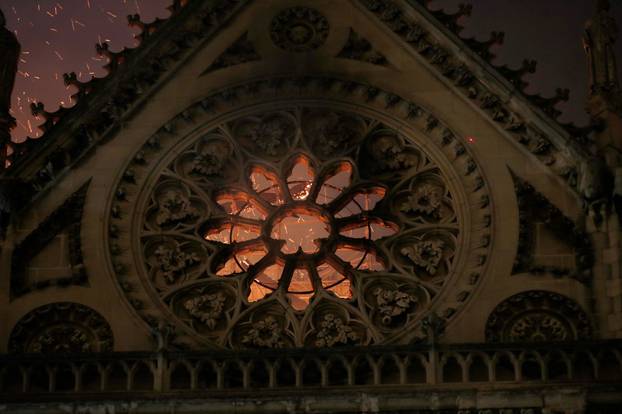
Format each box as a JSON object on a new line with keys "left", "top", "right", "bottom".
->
{"left": 9, "top": 302, "right": 114, "bottom": 353}
{"left": 107, "top": 80, "right": 491, "bottom": 349}
{"left": 485, "top": 291, "right": 592, "bottom": 343}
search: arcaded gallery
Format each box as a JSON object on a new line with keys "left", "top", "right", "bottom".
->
{"left": 0, "top": 0, "right": 621, "bottom": 413}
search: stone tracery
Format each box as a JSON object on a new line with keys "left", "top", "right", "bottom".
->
{"left": 106, "top": 82, "right": 492, "bottom": 349}
{"left": 485, "top": 291, "right": 592, "bottom": 343}
{"left": 9, "top": 302, "right": 114, "bottom": 353}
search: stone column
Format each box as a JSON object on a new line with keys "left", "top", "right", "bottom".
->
{"left": 583, "top": 0, "right": 622, "bottom": 338}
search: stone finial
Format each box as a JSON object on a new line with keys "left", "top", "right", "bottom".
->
{"left": 583, "top": 0, "right": 620, "bottom": 96}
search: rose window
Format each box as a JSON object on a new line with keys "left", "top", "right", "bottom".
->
{"left": 111, "top": 99, "right": 490, "bottom": 349}
{"left": 204, "top": 154, "right": 397, "bottom": 311}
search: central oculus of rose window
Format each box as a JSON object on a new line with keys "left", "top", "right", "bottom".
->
{"left": 204, "top": 154, "right": 397, "bottom": 310}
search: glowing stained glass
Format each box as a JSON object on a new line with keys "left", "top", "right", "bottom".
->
{"left": 204, "top": 156, "right": 394, "bottom": 310}
{"left": 270, "top": 212, "right": 330, "bottom": 254}
{"left": 254, "top": 263, "right": 283, "bottom": 289}
{"left": 250, "top": 168, "right": 284, "bottom": 205}
{"left": 327, "top": 279, "right": 352, "bottom": 299}
{"left": 216, "top": 245, "right": 267, "bottom": 276}
{"left": 248, "top": 282, "right": 272, "bottom": 303}
{"left": 288, "top": 292, "right": 314, "bottom": 311}
{"left": 216, "top": 193, "right": 267, "bottom": 220}
{"left": 318, "top": 262, "right": 345, "bottom": 287}
{"left": 339, "top": 219, "right": 397, "bottom": 241}
{"left": 316, "top": 163, "right": 353, "bottom": 205}
{"left": 315, "top": 262, "right": 351, "bottom": 299}
{"left": 289, "top": 268, "right": 314, "bottom": 293}
{"left": 335, "top": 188, "right": 386, "bottom": 218}
{"left": 335, "top": 246, "right": 385, "bottom": 272}
{"left": 206, "top": 223, "right": 262, "bottom": 244}
{"left": 287, "top": 157, "right": 315, "bottom": 200}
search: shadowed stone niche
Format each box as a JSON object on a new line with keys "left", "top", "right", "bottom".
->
{"left": 485, "top": 291, "right": 592, "bottom": 343}
{"left": 9, "top": 302, "right": 114, "bottom": 353}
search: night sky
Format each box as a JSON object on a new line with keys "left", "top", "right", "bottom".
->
{"left": 1, "top": 0, "right": 621, "bottom": 142}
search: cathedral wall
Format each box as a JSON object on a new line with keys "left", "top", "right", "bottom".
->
{"left": 0, "top": 0, "right": 596, "bottom": 352}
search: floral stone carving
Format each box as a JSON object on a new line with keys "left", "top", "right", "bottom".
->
{"left": 401, "top": 240, "right": 445, "bottom": 274}
{"left": 242, "top": 316, "right": 285, "bottom": 348}
{"left": 270, "top": 7, "right": 329, "bottom": 53}
{"left": 315, "top": 313, "right": 359, "bottom": 347}
{"left": 184, "top": 292, "right": 226, "bottom": 329}
{"left": 400, "top": 184, "right": 443, "bottom": 217}
{"left": 374, "top": 288, "right": 418, "bottom": 326}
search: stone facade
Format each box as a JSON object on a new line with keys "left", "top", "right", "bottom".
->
{"left": 0, "top": 0, "right": 620, "bottom": 413}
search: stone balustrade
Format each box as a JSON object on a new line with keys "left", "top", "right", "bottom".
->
{"left": 0, "top": 340, "right": 620, "bottom": 399}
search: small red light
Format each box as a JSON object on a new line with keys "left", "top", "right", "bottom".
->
{"left": 466, "top": 136, "right": 476, "bottom": 144}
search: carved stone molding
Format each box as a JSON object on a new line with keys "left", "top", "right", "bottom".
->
{"left": 485, "top": 291, "right": 592, "bottom": 343}
{"left": 337, "top": 29, "right": 388, "bottom": 66}
{"left": 10, "top": 180, "right": 90, "bottom": 298}
{"left": 203, "top": 32, "right": 260, "bottom": 73}
{"left": 105, "top": 76, "right": 492, "bottom": 349}
{"left": 9, "top": 302, "right": 114, "bottom": 353}
{"left": 357, "top": 0, "right": 586, "bottom": 192}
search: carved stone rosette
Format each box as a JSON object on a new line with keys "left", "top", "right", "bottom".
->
{"left": 9, "top": 302, "right": 114, "bottom": 353}
{"left": 105, "top": 78, "right": 492, "bottom": 349}
{"left": 270, "top": 7, "right": 329, "bottom": 53}
{"left": 485, "top": 291, "right": 593, "bottom": 343}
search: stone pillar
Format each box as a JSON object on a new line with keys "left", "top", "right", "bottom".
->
{"left": 583, "top": 0, "right": 622, "bottom": 338}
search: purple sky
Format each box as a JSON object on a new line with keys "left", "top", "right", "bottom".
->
{"left": 1, "top": 0, "right": 620, "bottom": 142}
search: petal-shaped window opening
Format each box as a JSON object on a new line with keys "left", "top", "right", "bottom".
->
{"left": 250, "top": 167, "right": 285, "bottom": 206}
{"left": 216, "top": 256, "right": 243, "bottom": 276}
{"left": 288, "top": 292, "right": 314, "bottom": 311}
{"left": 335, "top": 246, "right": 366, "bottom": 269}
{"left": 231, "top": 224, "right": 262, "bottom": 243}
{"left": 317, "top": 262, "right": 347, "bottom": 288}
{"left": 335, "top": 187, "right": 386, "bottom": 218}
{"left": 357, "top": 252, "right": 386, "bottom": 271}
{"left": 339, "top": 219, "right": 398, "bottom": 240}
{"left": 288, "top": 268, "right": 314, "bottom": 293}
{"left": 369, "top": 220, "right": 398, "bottom": 240}
{"left": 287, "top": 156, "right": 315, "bottom": 200}
{"left": 326, "top": 279, "right": 352, "bottom": 300}
{"left": 205, "top": 222, "right": 262, "bottom": 244}
{"left": 254, "top": 262, "right": 284, "bottom": 290}
{"left": 216, "top": 245, "right": 267, "bottom": 276}
{"left": 248, "top": 282, "right": 273, "bottom": 303}
{"left": 205, "top": 223, "right": 233, "bottom": 243}
{"left": 271, "top": 212, "right": 331, "bottom": 254}
{"left": 315, "top": 162, "right": 353, "bottom": 205}
{"left": 335, "top": 246, "right": 387, "bottom": 272}
{"left": 215, "top": 192, "right": 268, "bottom": 220}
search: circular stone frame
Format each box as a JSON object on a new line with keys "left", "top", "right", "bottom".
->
{"left": 105, "top": 77, "right": 493, "bottom": 349}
